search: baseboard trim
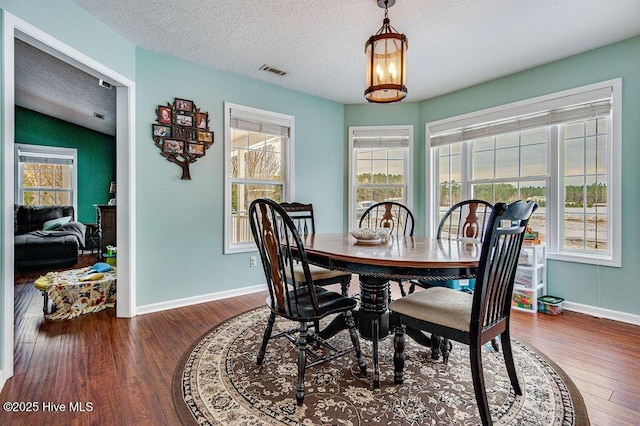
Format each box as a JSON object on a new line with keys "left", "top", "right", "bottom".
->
{"left": 564, "top": 301, "right": 640, "bottom": 326}
{"left": 136, "top": 283, "right": 266, "bottom": 316}
{"left": 0, "top": 371, "right": 6, "bottom": 393}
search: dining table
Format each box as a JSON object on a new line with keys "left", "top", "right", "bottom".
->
{"left": 298, "top": 233, "right": 482, "bottom": 388}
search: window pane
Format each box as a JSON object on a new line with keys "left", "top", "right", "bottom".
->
{"left": 495, "top": 147, "right": 519, "bottom": 178}
{"left": 564, "top": 176, "right": 584, "bottom": 206}
{"left": 495, "top": 133, "right": 518, "bottom": 149}
{"left": 521, "top": 143, "right": 547, "bottom": 176}
{"left": 388, "top": 159, "right": 404, "bottom": 183}
{"left": 585, "top": 136, "right": 607, "bottom": 175}
{"left": 520, "top": 128, "right": 547, "bottom": 146}
{"left": 472, "top": 137, "right": 493, "bottom": 151}
{"left": 472, "top": 150, "right": 494, "bottom": 180}
{"left": 495, "top": 182, "right": 518, "bottom": 203}
{"left": 564, "top": 121, "right": 585, "bottom": 139}
{"left": 564, "top": 139, "right": 584, "bottom": 176}
{"left": 563, "top": 212, "right": 585, "bottom": 250}
{"left": 471, "top": 183, "right": 493, "bottom": 203}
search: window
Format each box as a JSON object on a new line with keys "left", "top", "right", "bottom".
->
{"left": 224, "top": 103, "right": 293, "bottom": 253}
{"left": 427, "top": 80, "right": 621, "bottom": 266}
{"left": 348, "top": 126, "right": 413, "bottom": 229}
{"left": 14, "top": 144, "right": 77, "bottom": 211}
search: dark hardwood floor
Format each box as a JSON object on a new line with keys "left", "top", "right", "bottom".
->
{"left": 1, "top": 279, "right": 639, "bottom": 425}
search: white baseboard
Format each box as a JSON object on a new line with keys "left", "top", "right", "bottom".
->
{"left": 0, "top": 371, "right": 6, "bottom": 393}
{"left": 136, "top": 283, "right": 266, "bottom": 315}
{"left": 564, "top": 301, "right": 640, "bottom": 326}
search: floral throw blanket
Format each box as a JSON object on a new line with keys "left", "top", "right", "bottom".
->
{"left": 42, "top": 267, "right": 117, "bottom": 320}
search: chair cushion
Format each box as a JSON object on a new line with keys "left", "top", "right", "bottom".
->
{"left": 287, "top": 263, "right": 351, "bottom": 283}
{"left": 390, "top": 287, "right": 473, "bottom": 332}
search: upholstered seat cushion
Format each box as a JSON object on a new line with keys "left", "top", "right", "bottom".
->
{"left": 287, "top": 263, "right": 351, "bottom": 283}
{"left": 390, "top": 287, "right": 473, "bottom": 332}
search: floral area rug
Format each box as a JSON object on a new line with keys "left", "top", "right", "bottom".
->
{"left": 173, "top": 307, "right": 589, "bottom": 425}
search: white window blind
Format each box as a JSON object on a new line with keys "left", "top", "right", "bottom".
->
{"left": 229, "top": 107, "right": 290, "bottom": 138}
{"left": 352, "top": 128, "right": 410, "bottom": 148}
{"left": 430, "top": 86, "right": 613, "bottom": 147}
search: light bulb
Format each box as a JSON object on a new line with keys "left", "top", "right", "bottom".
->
{"left": 388, "top": 62, "right": 397, "bottom": 79}
{"left": 376, "top": 64, "right": 384, "bottom": 82}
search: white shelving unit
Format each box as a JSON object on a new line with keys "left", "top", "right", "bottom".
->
{"left": 512, "top": 243, "right": 546, "bottom": 313}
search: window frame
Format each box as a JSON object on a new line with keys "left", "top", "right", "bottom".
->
{"left": 14, "top": 143, "right": 78, "bottom": 213}
{"left": 223, "top": 102, "right": 294, "bottom": 254}
{"left": 348, "top": 125, "right": 414, "bottom": 230}
{"left": 426, "top": 79, "right": 622, "bottom": 267}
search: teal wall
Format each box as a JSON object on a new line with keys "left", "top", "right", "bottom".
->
{"left": 134, "top": 48, "right": 345, "bottom": 306}
{"left": 15, "top": 107, "right": 115, "bottom": 223}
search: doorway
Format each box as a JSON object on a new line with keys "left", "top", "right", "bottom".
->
{"left": 1, "top": 12, "right": 136, "bottom": 383}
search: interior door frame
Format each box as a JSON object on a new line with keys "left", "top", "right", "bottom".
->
{"left": 1, "top": 11, "right": 137, "bottom": 383}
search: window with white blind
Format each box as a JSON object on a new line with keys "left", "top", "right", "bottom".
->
{"left": 224, "top": 102, "right": 294, "bottom": 253}
{"left": 427, "top": 79, "right": 621, "bottom": 266}
{"left": 14, "top": 144, "right": 77, "bottom": 211}
{"left": 348, "top": 125, "right": 413, "bottom": 229}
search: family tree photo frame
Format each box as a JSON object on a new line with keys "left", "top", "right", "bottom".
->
{"left": 152, "top": 98, "right": 214, "bottom": 179}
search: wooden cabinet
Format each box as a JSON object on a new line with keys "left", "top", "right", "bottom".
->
{"left": 96, "top": 205, "right": 116, "bottom": 253}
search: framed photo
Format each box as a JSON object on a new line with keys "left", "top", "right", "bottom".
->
{"left": 176, "top": 113, "right": 193, "bottom": 127}
{"left": 175, "top": 98, "right": 193, "bottom": 112}
{"left": 152, "top": 124, "right": 171, "bottom": 138}
{"left": 187, "top": 142, "right": 205, "bottom": 156}
{"left": 157, "top": 106, "right": 172, "bottom": 124}
{"left": 195, "top": 112, "right": 208, "bottom": 129}
{"left": 197, "top": 130, "right": 213, "bottom": 143}
{"left": 162, "top": 139, "right": 184, "bottom": 154}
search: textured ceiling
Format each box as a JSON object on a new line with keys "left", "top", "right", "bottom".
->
{"left": 14, "top": 0, "right": 640, "bottom": 135}
{"left": 15, "top": 39, "right": 117, "bottom": 135}
{"left": 70, "top": 0, "right": 640, "bottom": 104}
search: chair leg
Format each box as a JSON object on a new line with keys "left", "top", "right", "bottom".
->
{"left": 393, "top": 324, "right": 406, "bottom": 384}
{"left": 340, "top": 275, "right": 351, "bottom": 297}
{"left": 441, "top": 338, "right": 452, "bottom": 364}
{"left": 344, "top": 310, "right": 367, "bottom": 376}
{"left": 296, "top": 321, "right": 308, "bottom": 406}
{"left": 500, "top": 330, "right": 522, "bottom": 395}
{"left": 397, "top": 280, "right": 407, "bottom": 297}
{"left": 470, "top": 342, "right": 492, "bottom": 426}
{"left": 257, "top": 312, "right": 276, "bottom": 365}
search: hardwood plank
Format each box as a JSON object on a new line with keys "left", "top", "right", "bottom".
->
{"left": 1, "top": 282, "right": 638, "bottom": 425}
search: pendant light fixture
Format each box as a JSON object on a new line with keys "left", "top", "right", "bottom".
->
{"left": 364, "top": 0, "right": 408, "bottom": 103}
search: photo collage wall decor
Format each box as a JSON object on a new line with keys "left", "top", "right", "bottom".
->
{"left": 152, "top": 98, "right": 214, "bottom": 180}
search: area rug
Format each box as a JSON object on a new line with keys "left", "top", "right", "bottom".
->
{"left": 173, "top": 307, "right": 589, "bottom": 425}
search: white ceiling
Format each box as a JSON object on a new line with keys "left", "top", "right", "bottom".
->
{"left": 70, "top": 0, "right": 640, "bottom": 105}
{"left": 14, "top": 0, "right": 640, "bottom": 136}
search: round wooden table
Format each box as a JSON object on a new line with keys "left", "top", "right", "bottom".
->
{"left": 299, "top": 233, "right": 481, "bottom": 388}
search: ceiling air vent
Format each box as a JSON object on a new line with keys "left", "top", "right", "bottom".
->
{"left": 98, "top": 79, "right": 113, "bottom": 89}
{"left": 93, "top": 112, "right": 105, "bottom": 120}
{"left": 259, "top": 64, "right": 287, "bottom": 76}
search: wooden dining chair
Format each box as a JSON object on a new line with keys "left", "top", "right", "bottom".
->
{"left": 390, "top": 200, "right": 537, "bottom": 426}
{"left": 249, "top": 198, "right": 367, "bottom": 406}
{"left": 409, "top": 199, "right": 493, "bottom": 294}
{"left": 359, "top": 201, "right": 415, "bottom": 297}
{"left": 280, "top": 202, "right": 352, "bottom": 296}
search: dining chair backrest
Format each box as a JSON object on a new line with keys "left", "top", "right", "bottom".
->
{"left": 471, "top": 200, "right": 537, "bottom": 337}
{"left": 437, "top": 199, "right": 493, "bottom": 242}
{"left": 280, "top": 202, "right": 315, "bottom": 235}
{"left": 249, "top": 198, "right": 320, "bottom": 319}
{"left": 359, "top": 201, "right": 415, "bottom": 236}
